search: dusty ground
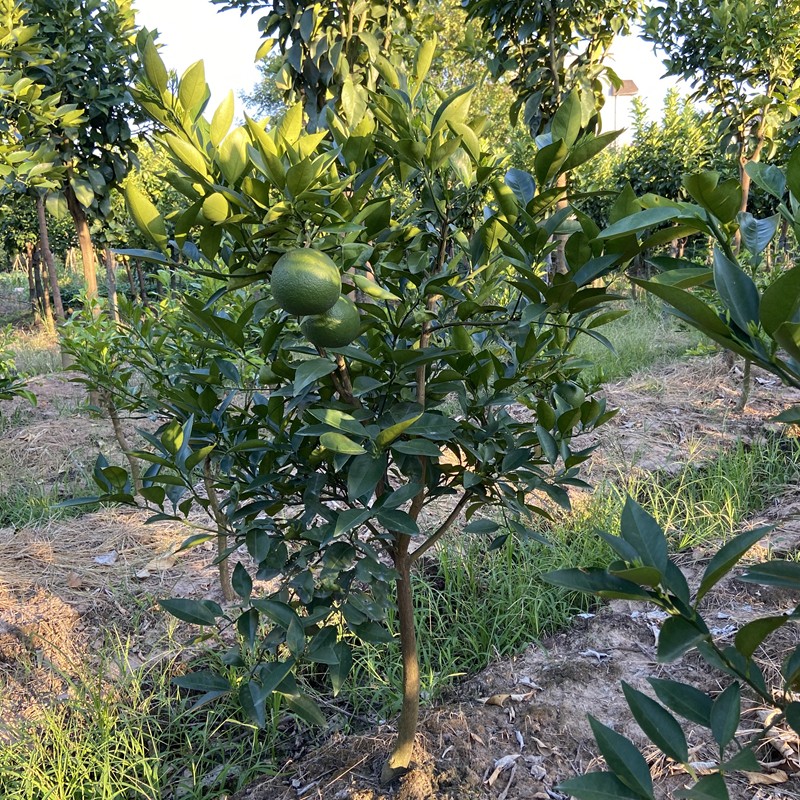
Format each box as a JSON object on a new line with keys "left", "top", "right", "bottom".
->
{"left": 1, "top": 355, "right": 799, "bottom": 798}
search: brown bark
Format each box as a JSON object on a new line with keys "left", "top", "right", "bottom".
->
{"left": 104, "top": 247, "right": 119, "bottom": 323}
{"left": 381, "top": 545, "right": 419, "bottom": 783}
{"left": 203, "top": 459, "right": 235, "bottom": 602}
{"left": 135, "top": 259, "right": 149, "bottom": 307}
{"left": 104, "top": 392, "right": 142, "bottom": 494}
{"left": 123, "top": 258, "right": 138, "bottom": 303}
{"left": 65, "top": 183, "right": 99, "bottom": 310}
{"left": 36, "top": 195, "right": 65, "bottom": 323}
{"left": 24, "top": 245, "right": 36, "bottom": 313}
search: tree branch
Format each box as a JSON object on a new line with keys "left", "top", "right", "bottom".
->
{"left": 409, "top": 492, "right": 471, "bottom": 563}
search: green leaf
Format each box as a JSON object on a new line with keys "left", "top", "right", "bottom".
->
{"left": 534, "top": 139, "right": 568, "bottom": 186}
{"left": 737, "top": 212, "right": 779, "bottom": 258}
{"left": 588, "top": 716, "right": 654, "bottom": 799}
{"left": 551, "top": 89, "right": 582, "bottom": 148}
{"left": 376, "top": 412, "right": 423, "bottom": 448}
{"left": 712, "top": 248, "right": 759, "bottom": 332}
{"left": 283, "top": 693, "right": 326, "bottom": 726}
{"left": 735, "top": 614, "right": 793, "bottom": 659}
{"left": 159, "top": 598, "right": 221, "bottom": 626}
{"left": 542, "top": 568, "right": 653, "bottom": 601}
{"left": 598, "top": 207, "right": 679, "bottom": 240}
{"left": 294, "top": 358, "right": 337, "bottom": 394}
{"left": 683, "top": 172, "right": 741, "bottom": 223}
{"left": 172, "top": 671, "right": 231, "bottom": 693}
{"left": 787, "top": 147, "right": 800, "bottom": 199}
{"left": 557, "top": 772, "right": 648, "bottom": 800}
{"left": 431, "top": 84, "right": 474, "bottom": 135}
{"left": 710, "top": 683, "right": 740, "bottom": 753}
{"left": 211, "top": 90, "right": 235, "bottom": 147}
{"left": 178, "top": 60, "right": 209, "bottom": 117}
{"left": 347, "top": 454, "right": 385, "bottom": 502}
{"left": 675, "top": 773, "right": 729, "bottom": 800}
{"left": 745, "top": 161, "right": 785, "bottom": 199}
{"left": 391, "top": 439, "right": 442, "bottom": 457}
{"left": 696, "top": 525, "right": 772, "bottom": 603}
{"left": 619, "top": 498, "right": 668, "bottom": 573}
{"left": 377, "top": 508, "right": 419, "bottom": 536}
{"left": 785, "top": 701, "right": 800, "bottom": 737}
{"left": 740, "top": 560, "right": 800, "bottom": 588}
{"left": 648, "top": 678, "right": 713, "bottom": 727}
{"left": 760, "top": 265, "right": 800, "bottom": 336}
{"left": 125, "top": 183, "right": 168, "bottom": 251}
{"left": 622, "top": 682, "right": 688, "bottom": 763}
{"left": 330, "top": 641, "right": 352, "bottom": 696}
{"left": 658, "top": 616, "right": 708, "bottom": 662}
{"left": 239, "top": 679, "right": 266, "bottom": 727}
{"left": 232, "top": 562, "right": 252, "bottom": 600}
{"left": 142, "top": 36, "right": 168, "bottom": 94}
{"left": 320, "top": 432, "right": 366, "bottom": 455}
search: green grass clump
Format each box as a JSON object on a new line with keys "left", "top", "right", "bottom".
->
{"left": 575, "top": 299, "right": 706, "bottom": 382}
{"left": 622, "top": 435, "right": 800, "bottom": 550}
{"left": 0, "top": 644, "right": 278, "bottom": 800}
{"left": 344, "top": 494, "right": 616, "bottom": 721}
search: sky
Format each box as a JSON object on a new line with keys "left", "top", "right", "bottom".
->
{"left": 132, "top": 1, "right": 687, "bottom": 131}
{"left": 133, "top": 0, "right": 264, "bottom": 115}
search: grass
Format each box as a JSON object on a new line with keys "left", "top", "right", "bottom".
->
{"left": 343, "top": 492, "right": 618, "bottom": 722}
{"left": 0, "top": 640, "right": 279, "bottom": 800}
{"left": 621, "top": 435, "right": 800, "bottom": 550}
{"left": 574, "top": 299, "right": 707, "bottom": 383}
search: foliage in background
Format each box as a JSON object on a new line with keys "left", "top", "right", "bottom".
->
{"left": 644, "top": 0, "right": 800, "bottom": 215}
{"left": 463, "top": 0, "right": 643, "bottom": 137}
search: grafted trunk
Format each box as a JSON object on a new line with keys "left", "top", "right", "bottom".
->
{"left": 65, "top": 183, "right": 99, "bottom": 312}
{"left": 36, "top": 195, "right": 65, "bottom": 323}
{"left": 381, "top": 542, "right": 420, "bottom": 783}
{"left": 104, "top": 247, "right": 119, "bottom": 323}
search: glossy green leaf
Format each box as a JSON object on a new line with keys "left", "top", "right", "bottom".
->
{"left": 675, "top": 773, "right": 729, "bottom": 800}
{"left": 159, "top": 598, "right": 221, "bottom": 626}
{"left": 739, "top": 560, "right": 800, "bottom": 589}
{"left": 648, "top": 678, "right": 712, "bottom": 727}
{"left": 588, "top": 716, "right": 654, "bottom": 799}
{"left": 696, "top": 525, "right": 772, "bottom": 603}
{"left": 557, "top": 772, "right": 647, "bottom": 800}
{"left": 657, "top": 616, "right": 707, "bottom": 662}
{"left": 710, "top": 683, "right": 740, "bottom": 753}
{"left": 294, "top": 358, "right": 337, "bottom": 394}
{"left": 173, "top": 671, "right": 231, "bottom": 692}
{"left": 125, "top": 183, "right": 168, "bottom": 251}
{"left": 622, "top": 682, "right": 688, "bottom": 763}
{"left": 760, "top": 265, "right": 800, "bottom": 336}
{"left": 542, "top": 568, "right": 653, "bottom": 601}
{"left": 712, "top": 248, "right": 759, "bottom": 332}
{"left": 320, "top": 432, "right": 367, "bottom": 455}
{"left": 619, "top": 498, "right": 668, "bottom": 573}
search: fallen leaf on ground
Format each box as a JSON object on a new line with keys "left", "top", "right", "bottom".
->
{"left": 66, "top": 572, "right": 83, "bottom": 588}
{"left": 745, "top": 770, "right": 788, "bottom": 785}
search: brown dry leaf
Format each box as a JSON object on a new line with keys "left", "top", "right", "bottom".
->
{"left": 744, "top": 770, "right": 789, "bottom": 785}
{"left": 478, "top": 691, "right": 534, "bottom": 707}
{"left": 144, "top": 552, "right": 177, "bottom": 571}
{"left": 66, "top": 572, "right": 83, "bottom": 588}
{"left": 470, "top": 732, "right": 486, "bottom": 746}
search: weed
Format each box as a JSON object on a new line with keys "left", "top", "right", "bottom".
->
{"left": 575, "top": 300, "right": 705, "bottom": 382}
{"left": 0, "top": 640, "right": 279, "bottom": 800}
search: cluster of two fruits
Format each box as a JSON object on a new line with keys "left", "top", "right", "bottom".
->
{"left": 271, "top": 249, "right": 361, "bottom": 348}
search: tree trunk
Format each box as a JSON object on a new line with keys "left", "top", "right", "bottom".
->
{"left": 36, "top": 195, "right": 65, "bottom": 323}
{"left": 24, "top": 245, "right": 36, "bottom": 313}
{"left": 203, "top": 459, "right": 235, "bottom": 602}
{"left": 123, "top": 258, "right": 138, "bottom": 303}
{"left": 135, "top": 259, "right": 149, "bottom": 307}
{"left": 381, "top": 543, "right": 420, "bottom": 784}
{"left": 65, "top": 183, "right": 99, "bottom": 311}
{"left": 104, "top": 247, "right": 119, "bottom": 323}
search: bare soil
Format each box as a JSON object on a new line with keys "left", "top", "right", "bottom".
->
{"left": 1, "top": 355, "right": 799, "bottom": 798}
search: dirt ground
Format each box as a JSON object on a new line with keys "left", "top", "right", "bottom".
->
{"left": 1, "top": 355, "right": 800, "bottom": 798}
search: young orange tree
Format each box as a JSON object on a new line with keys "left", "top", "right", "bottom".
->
{"left": 85, "top": 37, "right": 626, "bottom": 779}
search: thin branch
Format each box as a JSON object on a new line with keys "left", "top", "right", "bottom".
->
{"left": 409, "top": 493, "right": 471, "bottom": 564}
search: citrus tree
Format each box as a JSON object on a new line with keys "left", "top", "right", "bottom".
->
{"left": 79, "top": 35, "right": 626, "bottom": 781}
{"left": 546, "top": 147, "right": 800, "bottom": 800}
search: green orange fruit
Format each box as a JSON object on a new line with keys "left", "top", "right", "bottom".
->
{"left": 202, "top": 192, "right": 230, "bottom": 223}
{"left": 301, "top": 296, "right": 361, "bottom": 348}
{"left": 271, "top": 249, "right": 341, "bottom": 315}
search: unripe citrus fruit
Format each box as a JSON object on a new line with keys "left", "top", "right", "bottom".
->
{"left": 555, "top": 381, "right": 585, "bottom": 408}
{"left": 202, "top": 192, "right": 230, "bottom": 223}
{"left": 271, "top": 249, "right": 341, "bottom": 315}
{"left": 301, "top": 296, "right": 361, "bottom": 348}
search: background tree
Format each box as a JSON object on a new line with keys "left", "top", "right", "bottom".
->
{"left": 216, "top": 0, "right": 417, "bottom": 129}
{"left": 462, "top": 0, "right": 643, "bottom": 138}
{"left": 1, "top": 0, "right": 144, "bottom": 306}
{"left": 644, "top": 0, "right": 800, "bottom": 216}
